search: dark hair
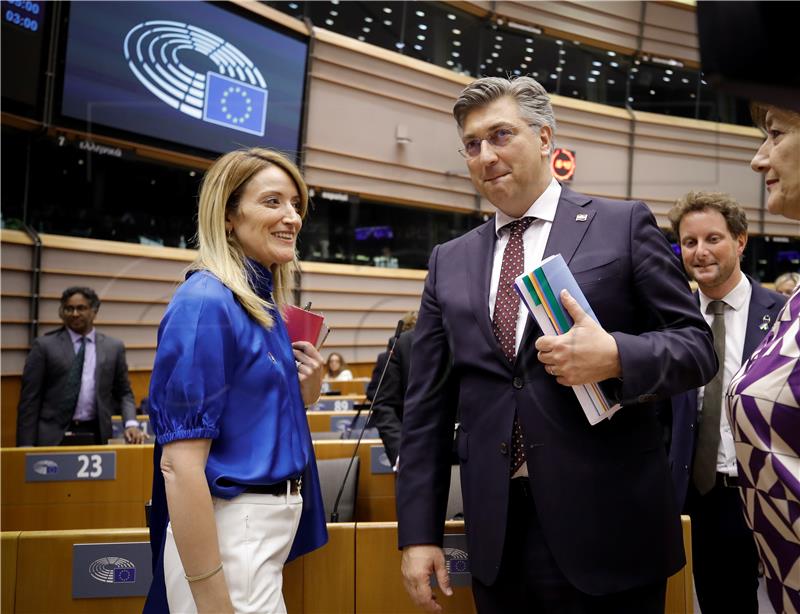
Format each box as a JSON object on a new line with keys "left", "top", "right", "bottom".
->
{"left": 60, "top": 286, "right": 100, "bottom": 310}
{"left": 453, "top": 76, "right": 557, "bottom": 154}
{"left": 668, "top": 191, "right": 748, "bottom": 239}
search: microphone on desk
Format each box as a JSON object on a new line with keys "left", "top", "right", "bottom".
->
{"left": 330, "top": 319, "right": 405, "bottom": 523}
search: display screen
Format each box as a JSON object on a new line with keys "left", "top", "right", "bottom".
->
{"left": 1, "top": 0, "right": 47, "bottom": 113}
{"left": 59, "top": 1, "right": 308, "bottom": 157}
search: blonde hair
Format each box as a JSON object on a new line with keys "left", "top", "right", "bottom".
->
{"left": 192, "top": 148, "right": 308, "bottom": 328}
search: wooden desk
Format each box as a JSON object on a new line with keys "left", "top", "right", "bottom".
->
{"left": 356, "top": 521, "right": 476, "bottom": 613}
{"left": 1, "top": 445, "right": 153, "bottom": 531}
{"left": 2, "top": 524, "right": 354, "bottom": 614}
{"left": 284, "top": 523, "right": 355, "bottom": 613}
{"left": 313, "top": 440, "right": 396, "bottom": 522}
{"left": 324, "top": 379, "right": 368, "bottom": 396}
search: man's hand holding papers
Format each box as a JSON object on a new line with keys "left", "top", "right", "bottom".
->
{"left": 535, "top": 289, "right": 622, "bottom": 386}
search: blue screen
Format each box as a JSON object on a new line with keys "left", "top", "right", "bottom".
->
{"left": 60, "top": 1, "right": 307, "bottom": 156}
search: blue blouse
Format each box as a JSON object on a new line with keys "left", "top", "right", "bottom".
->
{"left": 144, "top": 261, "right": 327, "bottom": 612}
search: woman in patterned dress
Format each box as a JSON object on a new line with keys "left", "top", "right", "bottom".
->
{"left": 727, "top": 103, "right": 800, "bottom": 613}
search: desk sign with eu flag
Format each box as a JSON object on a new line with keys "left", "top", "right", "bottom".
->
{"left": 72, "top": 542, "right": 152, "bottom": 598}
{"left": 431, "top": 534, "right": 471, "bottom": 587}
{"left": 25, "top": 451, "right": 116, "bottom": 482}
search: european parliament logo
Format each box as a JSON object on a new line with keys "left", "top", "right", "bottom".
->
{"left": 89, "top": 557, "right": 137, "bottom": 584}
{"left": 123, "top": 21, "right": 268, "bottom": 136}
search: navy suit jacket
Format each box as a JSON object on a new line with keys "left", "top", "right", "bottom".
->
{"left": 396, "top": 186, "right": 717, "bottom": 595}
{"left": 667, "top": 278, "right": 786, "bottom": 510}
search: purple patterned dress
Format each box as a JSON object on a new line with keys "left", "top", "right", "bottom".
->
{"left": 727, "top": 289, "right": 800, "bottom": 613}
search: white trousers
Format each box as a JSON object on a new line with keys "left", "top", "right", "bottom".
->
{"left": 163, "top": 488, "right": 303, "bottom": 614}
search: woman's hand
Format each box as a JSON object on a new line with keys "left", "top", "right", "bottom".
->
{"left": 293, "top": 341, "right": 324, "bottom": 406}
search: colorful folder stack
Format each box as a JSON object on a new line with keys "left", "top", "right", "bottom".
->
{"left": 514, "top": 254, "right": 621, "bottom": 425}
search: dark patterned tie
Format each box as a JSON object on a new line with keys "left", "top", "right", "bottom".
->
{"left": 692, "top": 300, "right": 726, "bottom": 494}
{"left": 62, "top": 337, "right": 86, "bottom": 417}
{"left": 492, "top": 217, "right": 534, "bottom": 474}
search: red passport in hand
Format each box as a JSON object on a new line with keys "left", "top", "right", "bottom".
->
{"left": 284, "top": 305, "right": 327, "bottom": 347}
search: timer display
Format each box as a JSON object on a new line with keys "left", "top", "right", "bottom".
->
{"left": 3, "top": 0, "right": 42, "bottom": 32}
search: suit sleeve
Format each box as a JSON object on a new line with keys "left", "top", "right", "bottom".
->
{"left": 17, "top": 338, "right": 46, "bottom": 446}
{"left": 371, "top": 334, "right": 406, "bottom": 465}
{"left": 610, "top": 201, "right": 717, "bottom": 404}
{"left": 396, "top": 245, "right": 458, "bottom": 549}
{"left": 112, "top": 342, "right": 137, "bottom": 424}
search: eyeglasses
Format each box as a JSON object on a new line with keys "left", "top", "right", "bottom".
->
{"left": 61, "top": 305, "right": 91, "bottom": 315}
{"left": 458, "top": 124, "right": 535, "bottom": 159}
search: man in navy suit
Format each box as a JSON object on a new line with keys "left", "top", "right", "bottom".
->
{"left": 666, "top": 192, "right": 785, "bottom": 613}
{"left": 396, "top": 76, "right": 717, "bottom": 613}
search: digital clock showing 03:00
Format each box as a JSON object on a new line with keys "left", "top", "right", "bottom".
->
{"left": 3, "top": 0, "right": 42, "bottom": 32}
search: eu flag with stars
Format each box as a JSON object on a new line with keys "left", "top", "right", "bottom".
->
{"left": 113, "top": 568, "right": 137, "bottom": 583}
{"left": 203, "top": 72, "right": 268, "bottom": 136}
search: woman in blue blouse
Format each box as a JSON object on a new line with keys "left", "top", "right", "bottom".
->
{"left": 144, "top": 149, "right": 328, "bottom": 613}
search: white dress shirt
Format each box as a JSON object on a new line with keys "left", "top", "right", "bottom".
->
{"left": 489, "top": 178, "right": 562, "bottom": 354}
{"left": 697, "top": 273, "right": 751, "bottom": 476}
{"left": 489, "top": 178, "right": 561, "bottom": 478}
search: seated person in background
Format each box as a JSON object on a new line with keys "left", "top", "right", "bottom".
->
{"left": 324, "top": 352, "right": 353, "bottom": 381}
{"left": 366, "top": 311, "right": 418, "bottom": 402}
{"left": 16, "top": 286, "right": 145, "bottom": 446}
{"left": 774, "top": 271, "right": 800, "bottom": 297}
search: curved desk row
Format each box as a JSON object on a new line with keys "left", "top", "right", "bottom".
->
{"left": 1, "top": 519, "right": 692, "bottom": 613}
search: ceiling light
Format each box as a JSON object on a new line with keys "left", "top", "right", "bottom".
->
{"left": 364, "top": 16, "right": 373, "bottom": 23}
{"left": 631, "top": 67, "right": 639, "bottom": 73}
{"left": 358, "top": 35, "right": 365, "bottom": 41}
{"left": 610, "top": 61, "right": 619, "bottom": 68}
{"left": 690, "top": 93, "right": 696, "bottom": 98}
{"left": 418, "top": 24, "right": 427, "bottom": 30}
{"left": 520, "top": 63, "right": 527, "bottom": 68}
{"left": 525, "top": 38, "right": 533, "bottom": 44}
{"left": 573, "top": 90, "right": 578, "bottom": 95}
{"left": 607, "top": 79, "right": 615, "bottom": 84}
{"left": 395, "top": 42, "right": 404, "bottom": 49}
{"left": 362, "top": 26, "right": 370, "bottom": 32}
{"left": 452, "top": 28, "right": 461, "bottom": 35}
{"left": 663, "top": 77, "right": 671, "bottom": 82}
{"left": 288, "top": 2, "right": 298, "bottom": 8}
{"left": 550, "top": 73, "right": 558, "bottom": 79}
{"left": 325, "top": 19, "right": 334, "bottom": 26}
{"left": 454, "top": 51, "right": 461, "bottom": 57}
{"left": 681, "top": 77, "right": 690, "bottom": 84}
{"left": 494, "top": 44, "right": 502, "bottom": 50}
{"left": 495, "top": 35, "right": 503, "bottom": 41}
{"left": 607, "top": 51, "right": 616, "bottom": 56}
{"left": 649, "top": 89, "right": 656, "bottom": 95}
{"left": 526, "top": 47, "right": 533, "bottom": 53}
{"left": 556, "top": 40, "right": 564, "bottom": 45}
{"left": 453, "top": 40, "right": 461, "bottom": 46}
{"left": 384, "top": 20, "right": 392, "bottom": 26}
{"left": 628, "top": 96, "right": 634, "bottom": 102}
{"left": 329, "top": 10, "right": 338, "bottom": 16}
{"left": 590, "top": 69, "right": 600, "bottom": 75}
{"left": 491, "top": 52, "right": 498, "bottom": 58}
{"left": 592, "top": 61, "right": 602, "bottom": 67}
{"left": 414, "top": 44, "right": 423, "bottom": 51}
{"left": 417, "top": 34, "right": 425, "bottom": 40}
{"left": 556, "top": 67, "right": 563, "bottom": 72}
{"left": 416, "top": 10, "right": 425, "bottom": 17}
{"left": 588, "top": 77, "right": 597, "bottom": 83}
{"left": 559, "top": 59, "right": 566, "bottom": 64}
{"left": 568, "top": 75, "right": 576, "bottom": 80}
{"left": 524, "top": 56, "right": 532, "bottom": 62}
{"left": 486, "top": 58, "right": 493, "bottom": 64}
{"left": 447, "top": 13, "right": 456, "bottom": 20}
{"left": 383, "top": 7, "right": 391, "bottom": 13}
{"left": 532, "top": 71, "right": 539, "bottom": 77}
{"left": 447, "top": 60, "right": 454, "bottom": 66}
{"left": 665, "top": 69, "right": 674, "bottom": 75}
{"left": 513, "top": 69, "right": 521, "bottom": 75}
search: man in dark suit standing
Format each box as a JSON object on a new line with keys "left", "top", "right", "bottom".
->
{"left": 372, "top": 327, "right": 416, "bottom": 466}
{"left": 396, "top": 76, "right": 717, "bottom": 613}
{"left": 666, "top": 192, "right": 785, "bottom": 613}
{"left": 17, "top": 286, "right": 145, "bottom": 446}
